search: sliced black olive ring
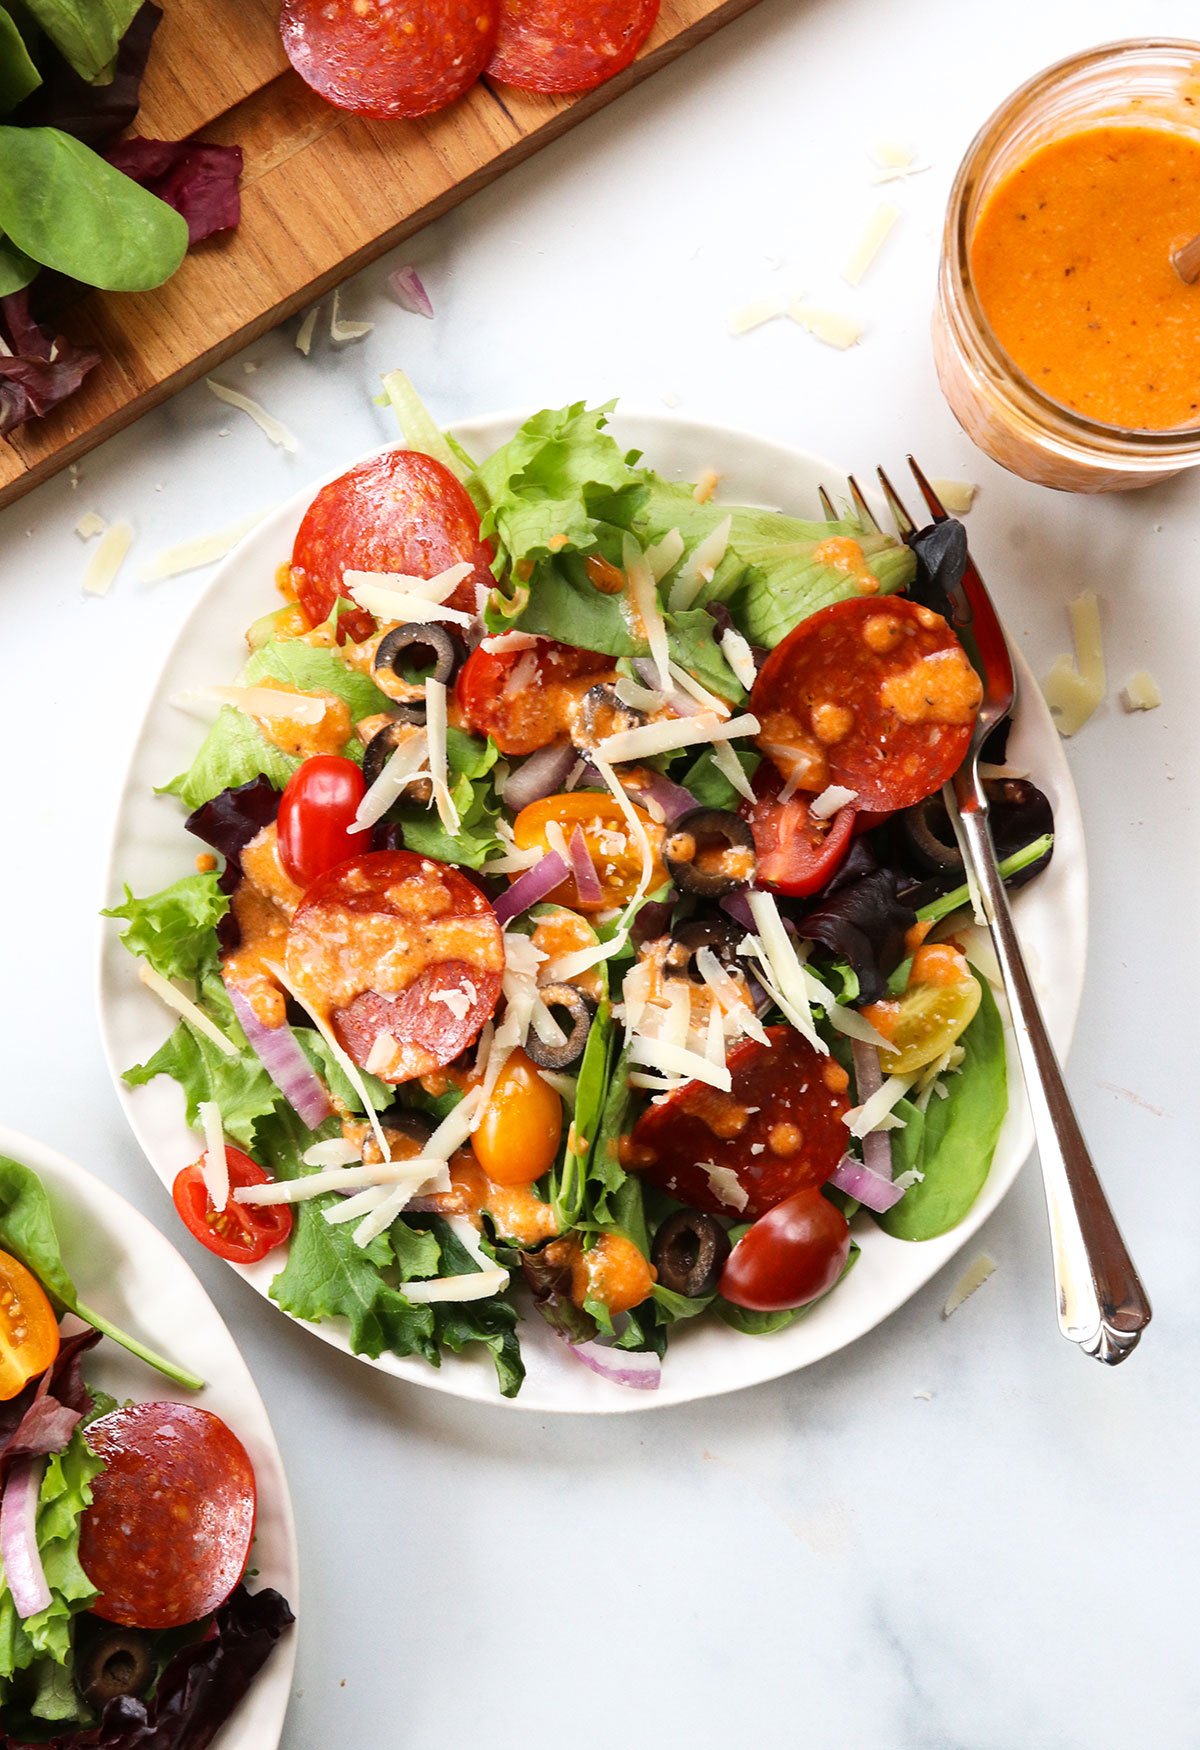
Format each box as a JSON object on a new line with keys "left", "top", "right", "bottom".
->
{"left": 652, "top": 1209, "right": 731, "bottom": 1299}
{"left": 374, "top": 621, "right": 460, "bottom": 687}
{"left": 76, "top": 1625, "right": 155, "bottom": 1709}
{"left": 362, "top": 707, "right": 427, "bottom": 788}
{"left": 575, "top": 682, "right": 648, "bottom": 749}
{"left": 524, "top": 983, "right": 595, "bottom": 1070}
{"left": 663, "top": 915, "right": 746, "bottom": 982}
{"left": 900, "top": 778, "right": 1052, "bottom": 880}
{"left": 664, "top": 808, "right": 757, "bottom": 898}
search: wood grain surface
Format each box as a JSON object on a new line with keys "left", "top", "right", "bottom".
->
{"left": 0, "top": 0, "right": 765, "bottom": 510}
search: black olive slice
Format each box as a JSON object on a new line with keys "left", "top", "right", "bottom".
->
{"left": 76, "top": 1625, "right": 155, "bottom": 1709}
{"left": 663, "top": 915, "right": 746, "bottom": 982}
{"left": 362, "top": 710, "right": 427, "bottom": 788}
{"left": 523, "top": 983, "right": 595, "bottom": 1070}
{"left": 385, "top": 1109, "right": 436, "bottom": 1152}
{"left": 651, "top": 1209, "right": 731, "bottom": 1298}
{"left": 900, "top": 778, "right": 1053, "bottom": 884}
{"left": 575, "top": 682, "right": 646, "bottom": 749}
{"left": 664, "top": 808, "right": 757, "bottom": 898}
{"left": 374, "top": 622, "right": 460, "bottom": 687}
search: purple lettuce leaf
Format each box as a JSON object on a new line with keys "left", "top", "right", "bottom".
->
{"left": 0, "top": 1328, "right": 101, "bottom": 1482}
{"left": 0, "top": 289, "right": 102, "bottom": 438}
{"left": 106, "top": 138, "right": 243, "bottom": 246}
{"left": 185, "top": 777, "right": 281, "bottom": 952}
{"left": 10, "top": 3, "right": 162, "bottom": 151}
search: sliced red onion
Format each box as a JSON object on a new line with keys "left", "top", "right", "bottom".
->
{"left": 226, "top": 981, "right": 333, "bottom": 1129}
{"left": 389, "top": 264, "right": 434, "bottom": 318}
{"left": 851, "top": 1038, "right": 893, "bottom": 1178}
{"left": 830, "top": 1152, "right": 906, "bottom": 1213}
{"left": 622, "top": 769, "right": 698, "bottom": 824}
{"left": 500, "top": 741, "right": 577, "bottom": 811}
{"left": 493, "top": 849, "right": 569, "bottom": 927}
{"left": 632, "top": 658, "right": 703, "bottom": 716}
{"left": 568, "top": 826, "right": 603, "bottom": 905}
{"left": 0, "top": 1456, "right": 51, "bottom": 1619}
{"left": 565, "top": 1336, "right": 661, "bottom": 1390}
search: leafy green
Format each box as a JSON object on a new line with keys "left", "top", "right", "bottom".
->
{"left": 0, "top": 10, "right": 40, "bottom": 115}
{"left": 666, "top": 607, "right": 746, "bottom": 703}
{"left": 0, "top": 126, "right": 187, "bottom": 290}
{"left": 0, "top": 1156, "right": 203, "bottom": 1389}
{"left": 0, "top": 230, "right": 35, "bottom": 293}
{"left": 392, "top": 779, "right": 502, "bottom": 869}
{"left": 243, "top": 638, "right": 392, "bottom": 721}
{"left": 18, "top": 0, "right": 141, "bottom": 82}
{"left": 298, "top": 1029, "right": 388, "bottom": 1116}
{"left": 381, "top": 368, "right": 476, "bottom": 491}
{"left": 504, "top": 541, "right": 637, "bottom": 656}
{"left": 877, "top": 979, "right": 1007, "bottom": 1240}
{"left": 916, "top": 835, "right": 1054, "bottom": 926}
{"left": 474, "top": 400, "right": 641, "bottom": 569}
{"left": 124, "top": 1013, "right": 276, "bottom": 1149}
{"left": 0, "top": 1425, "right": 103, "bottom": 1713}
{"left": 552, "top": 998, "right": 613, "bottom": 1229}
{"left": 161, "top": 707, "right": 300, "bottom": 811}
{"left": 103, "top": 872, "right": 227, "bottom": 983}
{"left": 423, "top": 1219, "right": 524, "bottom": 1396}
{"left": 714, "top": 1239, "right": 861, "bottom": 1333}
{"left": 681, "top": 744, "right": 759, "bottom": 810}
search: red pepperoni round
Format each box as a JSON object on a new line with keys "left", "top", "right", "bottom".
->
{"left": 286, "top": 850, "right": 503, "bottom": 1083}
{"left": 281, "top": 0, "right": 499, "bottom": 119}
{"left": 80, "top": 1404, "right": 256, "bottom": 1631}
{"left": 487, "top": 0, "right": 659, "bottom": 94}
{"left": 628, "top": 1027, "right": 851, "bottom": 1221}
{"left": 751, "top": 596, "right": 983, "bottom": 813}
{"left": 456, "top": 638, "right": 610, "bottom": 754}
{"left": 291, "top": 450, "right": 495, "bottom": 643}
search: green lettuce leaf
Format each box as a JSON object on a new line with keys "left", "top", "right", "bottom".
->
{"left": 102, "top": 872, "right": 227, "bottom": 983}
{"left": 243, "top": 638, "right": 391, "bottom": 720}
{"left": 161, "top": 707, "right": 300, "bottom": 811}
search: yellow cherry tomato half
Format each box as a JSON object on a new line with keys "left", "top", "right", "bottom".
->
{"left": 0, "top": 1252, "right": 60, "bottom": 1401}
{"left": 511, "top": 794, "right": 667, "bottom": 912}
{"left": 472, "top": 1049, "right": 564, "bottom": 1186}
{"left": 863, "top": 942, "right": 982, "bottom": 1075}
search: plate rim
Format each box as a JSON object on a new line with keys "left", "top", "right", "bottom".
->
{"left": 95, "top": 407, "right": 1089, "bottom": 1415}
{"left": 0, "top": 1123, "right": 299, "bottom": 1745}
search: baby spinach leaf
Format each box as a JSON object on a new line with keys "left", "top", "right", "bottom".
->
{"left": 0, "top": 232, "right": 35, "bottom": 292}
{"left": 18, "top": 0, "right": 141, "bottom": 84}
{"left": 0, "top": 125, "right": 187, "bottom": 290}
{"left": 877, "top": 978, "right": 1007, "bottom": 1240}
{"left": 0, "top": 8, "right": 40, "bottom": 115}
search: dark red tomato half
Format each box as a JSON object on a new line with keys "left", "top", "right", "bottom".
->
{"left": 456, "top": 639, "right": 611, "bottom": 755}
{"left": 719, "top": 1188, "right": 851, "bottom": 1313}
{"left": 277, "top": 755, "right": 371, "bottom": 890}
{"left": 173, "top": 1149, "right": 292, "bottom": 1266}
{"left": 741, "top": 761, "right": 857, "bottom": 897}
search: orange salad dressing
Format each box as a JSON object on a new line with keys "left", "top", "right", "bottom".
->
{"left": 971, "top": 123, "right": 1200, "bottom": 429}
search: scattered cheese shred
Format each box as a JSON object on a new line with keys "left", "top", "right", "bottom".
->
{"left": 623, "top": 532, "right": 672, "bottom": 691}
{"left": 238, "top": 1160, "right": 431, "bottom": 1207}
{"left": 75, "top": 510, "right": 107, "bottom": 540}
{"left": 845, "top": 1073, "right": 916, "bottom": 1138}
{"left": 345, "top": 567, "right": 472, "bottom": 626}
{"left": 868, "top": 140, "right": 915, "bottom": 170}
{"left": 788, "top": 302, "right": 864, "bottom": 350}
{"left": 267, "top": 959, "right": 390, "bottom": 1164}
{"left": 720, "top": 626, "right": 758, "bottom": 692}
{"left": 303, "top": 1139, "right": 362, "bottom": 1169}
{"left": 645, "top": 527, "right": 685, "bottom": 582}
{"left": 744, "top": 893, "right": 825, "bottom": 1054}
{"left": 810, "top": 784, "right": 858, "bottom": 820}
{"left": 842, "top": 202, "right": 901, "bottom": 286}
{"left": 669, "top": 514, "right": 732, "bottom": 612}
{"left": 353, "top": 727, "right": 428, "bottom": 830}
{"left": 198, "top": 1101, "right": 229, "bottom": 1213}
{"left": 704, "top": 1162, "right": 748, "bottom": 1212}
{"left": 137, "top": 961, "right": 238, "bottom": 1056}
{"left": 398, "top": 1210, "right": 510, "bottom": 1301}
{"left": 1042, "top": 590, "right": 1106, "bottom": 737}
{"left": 295, "top": 306, "right": 320, "bottom": 356}
{"left": 329, "top": 288, "right": 373, "bottom": 343}
{"left": 629, "top": 1033, "right": 732, "bottom": 1092}
{"left": 425, "top": 677, "right": 459, "bottom": 834}
{"left": 206, "top": 378, "right": 298, "bottom": 453}
{"left": 929, "top": 478, "right": 977, "bottom": 515}
{"left": 594, "top": 709, "right": 759, "bottom": 767}
{"left": 138, "top": 509, "right": 267, "bottom": 582}
{"left": 710, "top": 738, "right": 755, "bottom": 803}
{"left": 82, "top": 519, "right": 132, "bottom": 596}
{"left": 942, "top": 1252, "right": 997, "bottom": 1319}
{"left": 728, "top": 294, "right": 787, "bottom": 335}
{"left": 1121, "top": 670, "right": 1161, "bottom": 712}
{"left": 668, "top": 660, "right": 730, "bottom": 717}
{"left": 179, "top": 684, "right": 326, "bottom": 725}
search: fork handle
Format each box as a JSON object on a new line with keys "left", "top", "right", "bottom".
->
{"left": 958, "top": 807, "right": 1152, "bottom": 1364}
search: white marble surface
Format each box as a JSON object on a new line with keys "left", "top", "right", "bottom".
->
{"left": 2, "top": 0, "right": 1198, "bottom": 1743}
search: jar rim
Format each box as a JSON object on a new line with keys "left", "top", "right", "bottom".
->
{"left": 947, "top": 37, "right": 1200, "bottom": 458}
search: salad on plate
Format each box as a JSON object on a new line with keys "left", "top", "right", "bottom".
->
{"left": 0, "top": 1155, "right": 293, "bottom": 1746}
{"left": 107, "top": 382, "right": 1056, "bottom": 1398}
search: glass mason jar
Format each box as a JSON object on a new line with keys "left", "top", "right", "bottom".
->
{"left": 934, "top": 40, "right": 1200, "bottom": 493}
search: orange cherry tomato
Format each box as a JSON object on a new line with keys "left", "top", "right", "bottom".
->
{"left": 511, "top": 793, "right": 667, "bottom": 911}
{"left": 570, "top": 1233, "right": 656, "bottom": 1315}
{"left": 472, "top": 1049, "right": 563, "bottom": 1186}
{"left": 0, "top": 1253, "right": 60, "bottom": 1400}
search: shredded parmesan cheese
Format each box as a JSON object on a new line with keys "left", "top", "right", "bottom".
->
{"left": 728, "top": 294, "right": 787, "bottom": 335}
{"left": 137, "top": 962, "right": 238, "bottom": 1055}
{"left": 329, "top": 288, "right": 373, "bottom": 343}
{"left": 268, "top": 959, "right": 390, "bottom": 1164}
{"left": 668, "top": 514, "right": 733, "bottom": 612}
{"left": 424, "top": 678, "right": 459, "bottom": 834}
{"left": 295, "top": 306, "right": 320, "bottom": 356}
{"left": 942, "top": 1252, "right": 997, "bottom": 1318}
{"left": 628, "top": 1033, "right": 732, "bottom": 1092}
{"left": 668, "top": 660, "right": 731, "bottom": 717}
{"left": 197, "top": 1102, "right": 229, "bottom": 1212}
{"left": 645, "top": 528, "right": 685, "bottom": 582}
{"left": 75, "top": 510, "right": 106, "bottom": 540}
{"left": 352, "top": 726, "right": 428, "bottom": 830}
{"left": 594, "top": 709, "right": 759, "bottom": 767}
{"left": 345, "top": 565, "right": 473, "bottom": 626}
{"left": 1042, "top": 592, "right": 1106, "bottom": 735}
{"left": 303, "top": 1139, "right": 362, "bottom": 1169}
{"left": 82, "top": 520, "right": 132, "bottom": 596}
{"left": 704, "top": 1162, "right": 748, "bottom": 1211}
{"left": 1121, "top": 670, "right": 1161, "bottom": 712}
{"left": 622, "top": 532, "right": 671, "bottom": 692}
{"left": 720, "top": 626, "right": 758, "bottom": 692}
{"left": 929, "top": 478, "right": 977, "bottom": 515}
{"left": 842, "top": 202, "right": 901, "bottom": 286}
{"left": 177, "top": 685, "right": 326, "bottom": 725}
{"left": 138, "top": 510, "right": 268, "bottom": 582}
{"left": 788, "top": 302, "right": 864, "bottom": 349}
{"left": 206, "top": 379, "right": 299, "bottom": 452}
{"left": 810, "top": 784, "right": 858, "bottom": 820}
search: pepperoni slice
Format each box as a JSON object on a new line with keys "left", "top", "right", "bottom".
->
{"left": 280, "top": 0, "right": 499, "bottom": 119}
{"left": 80, "top": 1404, "right": 256, "bottom": 1631}
{"left": 456, "top": 638, "right": 611, "bottom": 754}
{"left": 291, "top": 450, "right": 495, "bottom": 643}
{"left": 741, "top": 761, "right": 857, "bottom": 898}
{"left": 286, "top": 850, "right": 503, "bottom": 1083}
{"left": 487, "top": 0, "right": 659, "bottom": 94}
{"left": 751, "top": 596, "right": 983, "bottom": 813}
{"left": 627, "top": 1027, "right": 850, "bottom": 1221}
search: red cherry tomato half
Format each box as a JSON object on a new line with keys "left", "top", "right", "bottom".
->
{"left": 456, "top": 639, "right": 610, "bottom": 755}
{"left": 173, "top": 1149, "right": 292, "bottom": 1265}
{"left": 277, "top": 754, "right": 371, "bottom": 890}
{"left": 741, "top": 762, "right": 857, "bottom": 897}
{"left": 80, "top": 1403, "right": 257, "bottom": 1629}
{"left": 719, "top": 1188, "right": 851, "bottom": 1313}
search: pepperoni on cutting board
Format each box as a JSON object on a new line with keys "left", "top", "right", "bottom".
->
{"left": 627, "top": 1027, "right": 850, "bottom": 1221}
{"left": 80, "top": 1404, "right": 256, "bottom": 1631}
{"left": 487, "top": 0, "right": 659, "bottom": 94}
{"left": 286, "top": 850, "right": 503, "bottom": 1083}
{"left": 280, "top": 0, "right": 500, "bottom": 119}
{"left": 751, "top": 596, "right": 983, "bottom": 813}
{"left": 291, "top": 450, "right": 495, "bottom": 642}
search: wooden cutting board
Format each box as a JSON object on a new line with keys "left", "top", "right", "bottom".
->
{"left": 0, "top": 0, "right": 765, "bottom": 511}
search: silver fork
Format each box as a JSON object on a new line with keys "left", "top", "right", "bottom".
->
{"left": 825, "top": 460, "right": 1151, "bottom": 1365}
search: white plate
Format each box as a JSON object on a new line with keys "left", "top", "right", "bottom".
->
{"left": 0, "top": 1126, "right": 298, "bottom": 1744}
{"left": 97, "top": 412, "right": 1087, "bottom": 1415}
